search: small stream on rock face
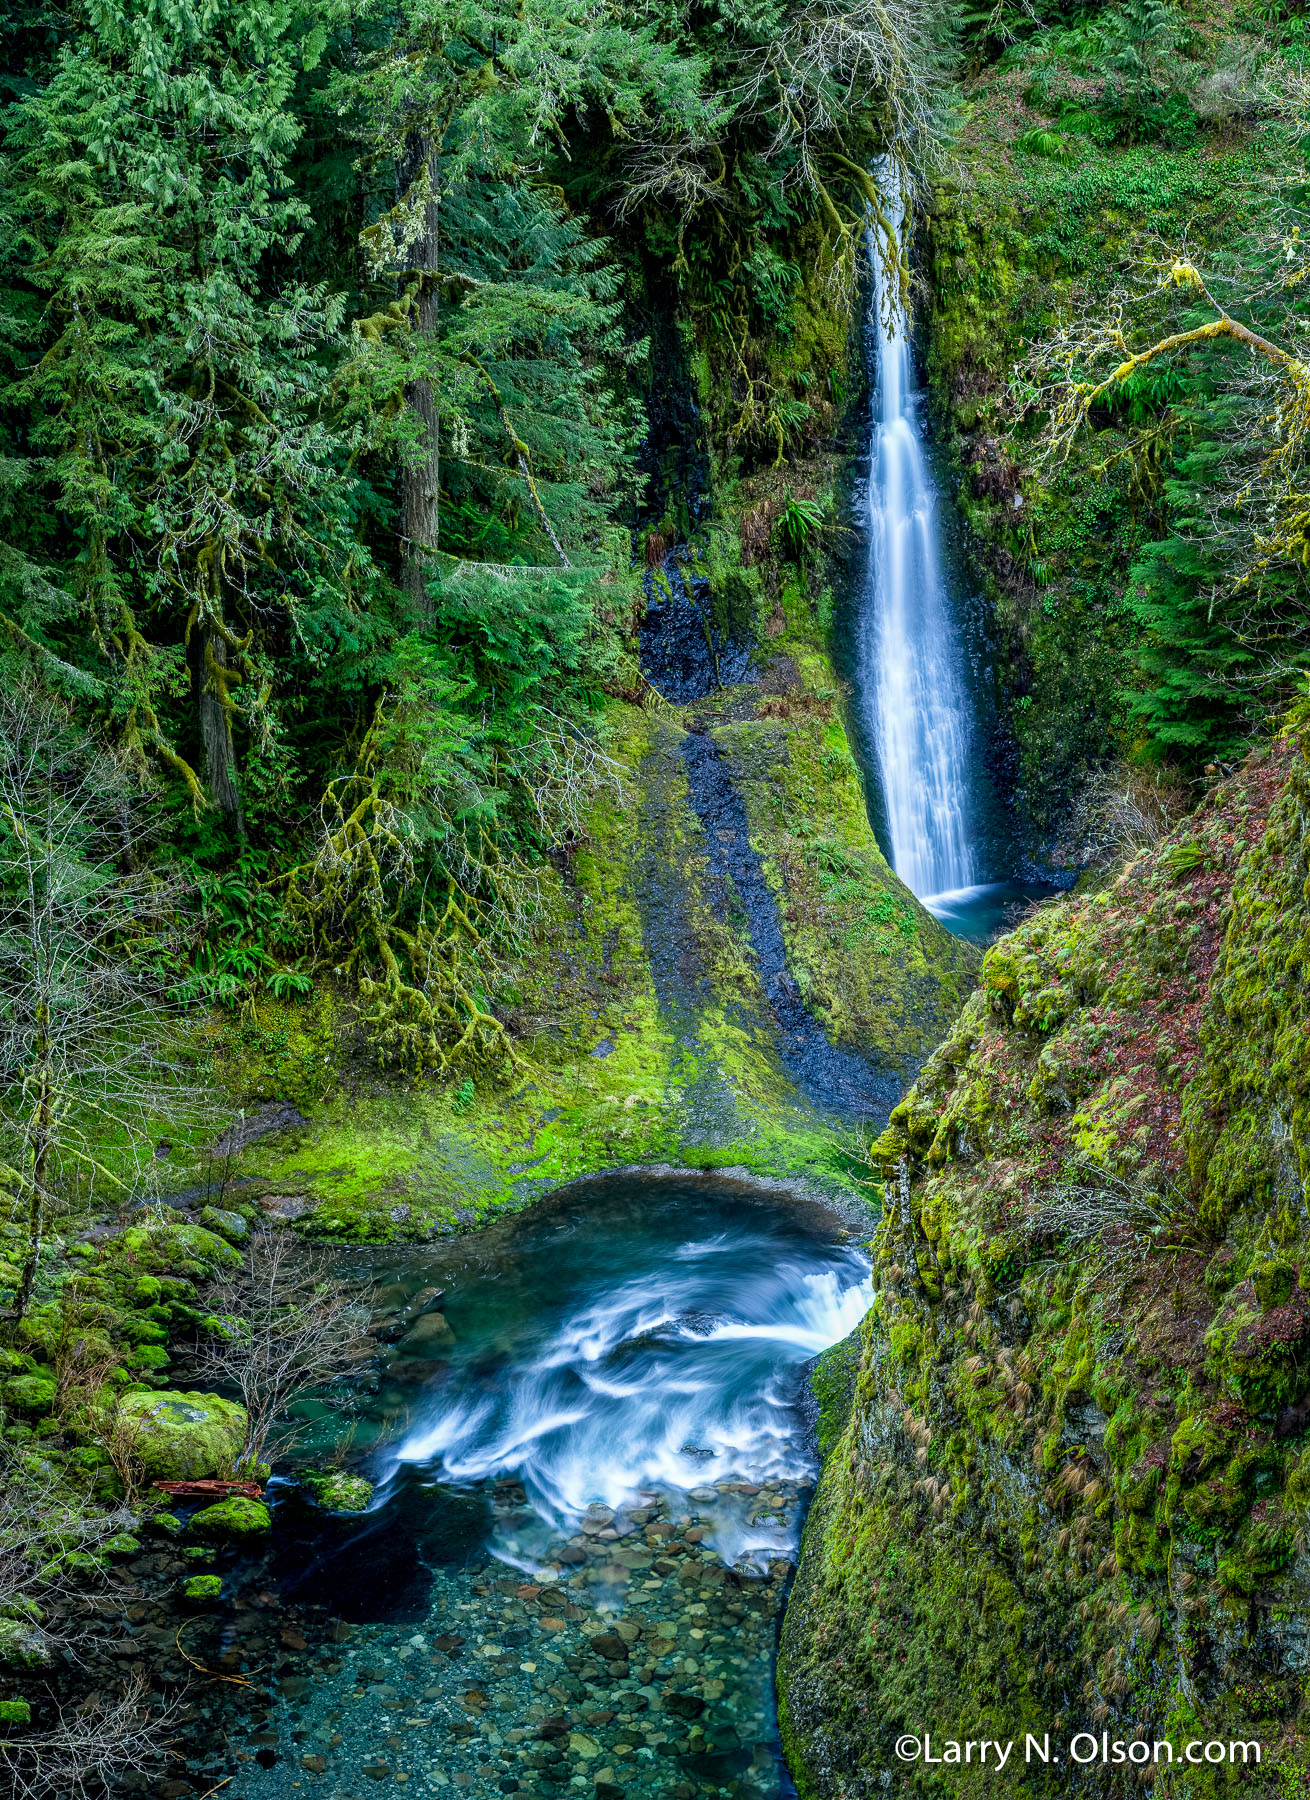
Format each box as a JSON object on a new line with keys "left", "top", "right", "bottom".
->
{"left": 220, "top": 1177, "right": 868, "bottom": 1800}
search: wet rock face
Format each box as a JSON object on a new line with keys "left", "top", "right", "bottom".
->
{"left": 680, "top": 728, "right": 898, "bottom": 1122}
{"left": 640, "top": 552, "right": 755, "bottom": 703}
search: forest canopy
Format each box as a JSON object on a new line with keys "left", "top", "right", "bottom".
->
{"left": 0, "top": 0, "right": 1306, "bottom": 1085}
{"left": 0, "top": 0, "right": 950, "bottom": 1064}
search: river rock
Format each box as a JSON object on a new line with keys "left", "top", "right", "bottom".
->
{"left": 300, "top": 1470, "right": 374, "bottom": 1512}
{"left": 370, "top": 1282, "right": 409, "bottom": 1314}
{"left": 408, "top": 1286, "right": 447, "bottom": 1313}
{"left": 188, "top": 1497, "right": 271, "bottom": 1539}
{"left": 396, "top": 1311, "right": 456, "bottom": 1357}
{"left": 116, "top": 1390, "right": 247, "bottom": 1482}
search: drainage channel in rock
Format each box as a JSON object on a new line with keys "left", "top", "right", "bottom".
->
{"left": 681, "top": 728, "right": 899, "bottom": 1123}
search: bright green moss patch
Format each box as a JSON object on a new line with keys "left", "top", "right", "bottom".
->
{"left": 188, "top": 1497, "right": 271, "bottom": 1539}
{"left": 117, "top": 1390, "right": 247, "bottom": 1483}
{"left": 222, "top": 671, "right": 964, "bottom": 1239}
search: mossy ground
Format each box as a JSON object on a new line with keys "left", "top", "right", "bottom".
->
{"left": 779, "top": 718, "right": 1310, "bottom": 1796}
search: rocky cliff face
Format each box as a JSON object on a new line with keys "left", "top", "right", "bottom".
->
{"left": 779, "top": 715, "right": 1310, "bottom": 1795}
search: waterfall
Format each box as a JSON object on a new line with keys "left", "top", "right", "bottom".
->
{"left": 859, "top": 174, "right": 977, "bottom": 902}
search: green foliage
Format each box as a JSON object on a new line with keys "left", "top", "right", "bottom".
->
{"left": 3, "top": 0, "right": 389, "bottom": 823}
{"left": 774, "top": 491, "right": 825, "bottom": 563}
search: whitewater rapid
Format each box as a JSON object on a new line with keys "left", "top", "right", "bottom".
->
{"left": 860, "top": 170, "right": 977, "bottom": 902}
{"left": 390, "top": 1220, "right": 871, "bottom": 1571}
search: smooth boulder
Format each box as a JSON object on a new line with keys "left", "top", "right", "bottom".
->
{"left": 396, "top": 1311, "right": 456, "bottom": 1358}
{"left": 116, "top": 1389, "right": 247, "bottom": 1482}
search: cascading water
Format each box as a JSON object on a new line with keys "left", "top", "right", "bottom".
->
{"left": 243, "top": 1178, "right": 869, "bottom": 1800}
{"left": 391, "top": 1184, "right": 872, "bottom": 1573}
{"left": 858, "top": 174, "right": 978, "bottom": 904}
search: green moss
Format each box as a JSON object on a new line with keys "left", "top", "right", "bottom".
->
{"left": 116, "top": 1390, "right": 247, "bottom": 1482}
{"left": 0, "top": 1619, "right": 49, "bottom": 1669}
{"left": 189, "top": 1496, "right": 271, "bottom": 1538}
{"left": 810, "top": 1328, "right": 862, "bottom": 1464}
{"left": 1, "top": 1374, "right": 55, "bottom": 1415}
{"left": 300, "top": 1470, "right": 373, "bottom": 1512}
{"left": 217, "top": 690, "right": 930, "bottom": 1239}
{"left": 116, "top": 1216, "right": 240, "bottom": 1278}
{"left": 181, "top": 1573, "right": 223, "bottom": 1601}
{"left": 198, "top": 1206, "right": 249, "bottom": 1245}
{"left": 782, "top": 728, "right": 1310, "bottom": 1793}
{"left": 711, "top": 700, "right": 976, "bottom": 1063}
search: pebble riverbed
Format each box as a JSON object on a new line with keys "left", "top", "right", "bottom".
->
{"left": 223, "top": 1477, "right": 803, "bottom": 1800}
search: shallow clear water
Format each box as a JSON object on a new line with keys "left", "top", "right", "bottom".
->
{"left": 228, "top": 1176, "right": 871, "bottom": 1800}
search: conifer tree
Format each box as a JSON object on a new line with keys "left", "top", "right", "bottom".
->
{"left": 5, "top": 0, "right": 382, "bottom": 828}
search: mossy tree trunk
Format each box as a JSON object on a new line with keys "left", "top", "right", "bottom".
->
{"left": 401, "top": 144, "right": 440, "bottom": 616}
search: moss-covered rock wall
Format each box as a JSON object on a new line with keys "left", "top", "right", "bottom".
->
{"left": 779, "top": 711, "right": 1310, "bottom": 1794}
{"left": 206, "top": 539, "right": 975, "bottom": 1240}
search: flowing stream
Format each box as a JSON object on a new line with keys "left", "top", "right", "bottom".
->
{"left": 229, "top": 1177, "right": 870, "bottom": 1800}
{"left": 202, "top": 175, "right": 1042, "bottom": 1800}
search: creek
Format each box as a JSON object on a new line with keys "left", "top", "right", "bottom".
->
{"left": 226, "top": 1176, "right": 869, "bottom": 1800}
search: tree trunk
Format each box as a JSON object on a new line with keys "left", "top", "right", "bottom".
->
{"left": 12, "top": 1050, "right": 51, "bottom": 1325}
{"left": 199, "top": 624, "right": 244, "bottom": 828}
{"left": 401, "top": 146, "right": 440, "bottom": 615}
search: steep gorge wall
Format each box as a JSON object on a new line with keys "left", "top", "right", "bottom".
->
{"left": 779, "top": 715, "right": 1310, "bottom": 1794}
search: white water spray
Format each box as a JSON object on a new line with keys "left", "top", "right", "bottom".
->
{"left": 860, "top": 174, "right": 977, "bottom": 901}
{"left": 391, "top": 1230, "right": 872, "bottom": 1571}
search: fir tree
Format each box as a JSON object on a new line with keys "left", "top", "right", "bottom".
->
{"left": 4, "top": 0, "right": 383, "bottom": 829}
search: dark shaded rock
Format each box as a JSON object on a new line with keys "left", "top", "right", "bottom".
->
{"left": 211, "top": 1101, "right": 309, "bottom": 1156}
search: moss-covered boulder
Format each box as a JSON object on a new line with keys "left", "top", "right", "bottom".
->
{"left": 1, "top": 1373, "right": 55, "bottom": 1415}
{"left": 0, "top": 1619, "right": 51, "bottom": 1670}
{"left": 116, "top": 1215, "right": 239, "bottom": 1277}
{"left": 188, "top": 1496, "right": 271, "bottom": 1539}
{"left": 300, "top": 1470, "right": 373, "bottom": 1513}
{"left": 116, "top": 1390, "right": 247, "bottom": 1482}
{"left": 181, "top": 1573, "right": 223, "bottom": 1601}
{"left": 198, "top": 1205, "right": 250, "bottom": 1246}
